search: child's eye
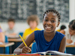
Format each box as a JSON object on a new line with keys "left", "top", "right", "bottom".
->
{"left": 45, "top": 19, "right": 48, "bottom": 22}
{"left": 51, "top": 20, "right": 55, "bottom": 23}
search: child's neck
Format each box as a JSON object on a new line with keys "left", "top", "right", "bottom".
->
{"left": 44, "top": 31, "right": 56, "bottom": 38}
{"left": 9, "top": 28, "right": 13, "bottom": 30}
{"left": 30, "top": 27, "right": 36, "bottom": 30}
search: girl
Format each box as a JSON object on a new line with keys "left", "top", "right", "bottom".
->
{"left": 14, "top": 9, "right": 66, "bottom": 54}
{"left": 66, "top": 20, "right": 75, "bottom": 44}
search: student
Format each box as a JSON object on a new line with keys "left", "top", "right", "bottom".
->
{"left": 57, "top": 25, "right": 66, "bottom": 34}
{"left": 0, "top": 25, "right": 5, "bottom": 42}
{"left": 66, "top": 20, "right": 75, "bottom": 44}
{"left": 5, "top": 18, "right": 17, "bottom": 37}
{"left": 23, "top": 15, "right": 41, "bottom": 40}
{"left": 14, "top": 9, "right": 66, "bottom": 54}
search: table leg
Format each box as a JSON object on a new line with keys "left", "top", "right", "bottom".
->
{"left": 10, "top": 46, "right": 12, "bottom": 54}
{"left": 3, "top": 47, "right": 5, "bottom": 54}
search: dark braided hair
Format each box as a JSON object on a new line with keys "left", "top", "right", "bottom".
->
{"left": 43, "top": 9, "right": 61, "bottom": 22}
{"left": 69, "top": 20, "right": 75, "bottom": 30}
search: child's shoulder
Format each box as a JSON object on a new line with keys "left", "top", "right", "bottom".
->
{"left": 56, "top": 31, "right": 65, "bottom": 38}
{"left": 34, "top": 30, "right": 43, "bottom": 32}
{"left": 36, "top": 27, "right": 41, "bottom": 30}
{"left": 25, "top": 28, "right": 31, "bottom": 31}
{"left": 34, "top": 30, "right": 43, "bottom": 34}
{"left": 56, "top": 31, "right": 65, "bottom": 35}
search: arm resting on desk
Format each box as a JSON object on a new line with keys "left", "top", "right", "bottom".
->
{"left": 13, "top": 32, "right": 34, "bottom": 54}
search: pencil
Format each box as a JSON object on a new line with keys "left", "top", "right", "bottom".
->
{"left": 19, "top": 35, "right": 27, "bottom": 47}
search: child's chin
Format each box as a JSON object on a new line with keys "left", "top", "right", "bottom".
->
{"left": 45, "top": 30, "right": 53, "bottom": 33}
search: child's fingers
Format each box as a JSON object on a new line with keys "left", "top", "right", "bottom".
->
{"left": 22, "top": 48, "right": 29, "bottom": 53}
{"left": 22, "top": 46, "right": 31, "bottom": 53}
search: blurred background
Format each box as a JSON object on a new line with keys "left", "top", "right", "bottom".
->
{"left": 0, "top": 0, "right": 75, "bottom": 54}
{"left": 0, "top": 0, "right": 73, "bottom": 32}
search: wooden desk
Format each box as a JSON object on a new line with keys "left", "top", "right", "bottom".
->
{"left": 0, "top": 43, "right": 14, "bottom": 47}
{"left": 8, "top": 38, "right": 32, "bottom": 47}
{"left": 0, "top": 43, "right": 14, "bottom": 53}
{"left": 66, "top": 45, "right": 75, "bottom": 47}
{"left": 8, "top": 38, "right": 22, "bottom": 42}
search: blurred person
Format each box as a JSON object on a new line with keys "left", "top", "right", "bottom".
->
{"left": 57, "top": 25, "right": 66, "bottom": 34}
{"left": 66, "top": 20, "right": 75, "bottom": 44}
{"left": 0, "top": 25, "right": 5, "bottom": 42}
{"left": 5, "top": 18, "right": 18, "bottom": 37}
{"left": 23, "top": 15, "right": 41, "bottom": 40}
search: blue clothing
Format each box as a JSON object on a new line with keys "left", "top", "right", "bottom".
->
{"left": 34, "top": 30, "right": 65, "bottom": 52}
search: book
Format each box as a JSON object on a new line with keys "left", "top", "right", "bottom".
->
{"left": 36, "top": 50, "right": 72, "bottom": 55}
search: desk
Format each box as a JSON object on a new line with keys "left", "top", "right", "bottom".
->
{"left": 66, "top": 45, "right": 75, "bottom": 55}
{"left": 0, "top": 43, "right": 14, "bottom": 53}
{"left": 8, "top": 38, "right": 32, "bottom": 53}
{"left": 66, "top": 45, "right": 75, "bottom": 47}
{"left": 8, "top": 39, "right": 22, "bottom": 42}
{"left": 8, "top": 38, "right": 32, "bottom": 47}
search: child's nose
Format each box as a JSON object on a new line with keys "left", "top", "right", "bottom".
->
{"left": 47, "top": 21, "right": 52, "bottom": 24}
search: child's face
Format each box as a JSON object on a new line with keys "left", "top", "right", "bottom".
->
{"left": 8, "top": 22, "right": 15, "bottom": 29}
{"left": 29, "top": 21, "right": 37, "bottom": 29}
{"left": 69, "top": 28, "right": 75, "bottom": 36}
{"left": 43, "top": 12, "right": 60, "bottom": 33}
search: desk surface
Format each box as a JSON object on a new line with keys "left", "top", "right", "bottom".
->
{"left": 66, "top": 45, "right": 75, "bottom": 47}
{"left": 8, "top": 39, "right": 22, "bottom": 42}
{"left": 0, "top": 42, "right": 14, "bottom": 47}
{"left": 8, "top": 38, "right": 32, "bottom": 47}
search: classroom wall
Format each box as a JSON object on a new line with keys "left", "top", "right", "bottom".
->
{"left": 0, "top": 0, "right": 75, "bottom": 33}
{"left": 69, "top": 0, "right": 75, "bottom": 22}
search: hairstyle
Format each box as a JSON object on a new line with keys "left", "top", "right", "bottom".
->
{"left": 69, "top": 20, "right": 75, "bottom": 30}
{"left": 60, "top": 25, "right": 66, "bottom": 30}
{"left": 8, "top": 18, "right": 15, "bottom": 23}
{"left": 27, "top": 15, "right": 39, "bottom": 25}
{"left": 43, "top": 9, "right": 61, "bottom": 22}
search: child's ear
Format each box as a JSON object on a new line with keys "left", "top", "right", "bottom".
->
{"left": 57, "top": 22, "right": 60, "bottom": 27}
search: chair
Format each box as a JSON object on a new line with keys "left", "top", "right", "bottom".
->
{"left": 31, "top": 42, "right": 36, "bottom": 53}
{"left": 19, "top": 32, "right": 23, "bottom": 37}
{"left": 31, "top": 42, "right": 66, "bottom": 53}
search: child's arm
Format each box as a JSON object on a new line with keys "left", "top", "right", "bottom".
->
{"left": 58, "top": 36, "right": 66, "bottom": 53}
{"left": 66, "top": 39, "right": 73, "bottom": 44}
{"left": 60, "top": 30, "right": 65, "bottom": 34}
{"left": 0, "top": 32, "right": 5, "bottom": 42}
{"left": 7, "top": 33, "right": 17, "bottom": 36}
{"left": 14, "top": 32, "right": 34, "bottom": 54}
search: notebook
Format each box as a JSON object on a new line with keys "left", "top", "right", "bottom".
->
{"left": 36, "top": 50, "right": 72, "bottom": 55}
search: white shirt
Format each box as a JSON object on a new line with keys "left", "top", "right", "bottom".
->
{"left": 65, "top": 29, "right": 75, "bottom": 43}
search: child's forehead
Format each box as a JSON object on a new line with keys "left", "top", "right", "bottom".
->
{"left": 44, "top": 12, "right": 58, "bottom": 18}
{"left": 46, "top": 12, "right": 57, "bottom": 16}
{"left": 8, "top": 21, "right": 15, "bottom": 24}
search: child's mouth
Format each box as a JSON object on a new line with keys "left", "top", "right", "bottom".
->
{"left": 45, "top": 26, "right": 52, "bottom": 31}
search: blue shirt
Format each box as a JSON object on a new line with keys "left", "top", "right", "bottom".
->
{"left": 34, "top": 30, "right": 65, "bottom": 52}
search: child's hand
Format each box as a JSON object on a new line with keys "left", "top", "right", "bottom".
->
{"left": 22, "top": 46, "right": 31, "bottom": 53}
{"left": 67, "top": 39, "right": 73, "bottom": 43}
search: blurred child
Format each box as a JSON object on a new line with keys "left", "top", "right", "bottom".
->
{"left": 14, "top": 9, "right": 66, "bottom": 54}
{"left": 66, "top": 20, "right": 75, "bottom": 44}
{"left": 0, "top": 25, "right": 5, "bottom": 42}
{"left": 5, "top": 18, "right": 17, "bottom": 37}
{"left": 57, "top": 25, "right": 66, "bottom": 34}
{"left": 23, "top": 15, "right": 41, "bottom": 40}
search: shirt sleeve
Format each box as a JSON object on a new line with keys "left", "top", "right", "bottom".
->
{"left": 0, "top": 28, "right": 2, "bottom": 32}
